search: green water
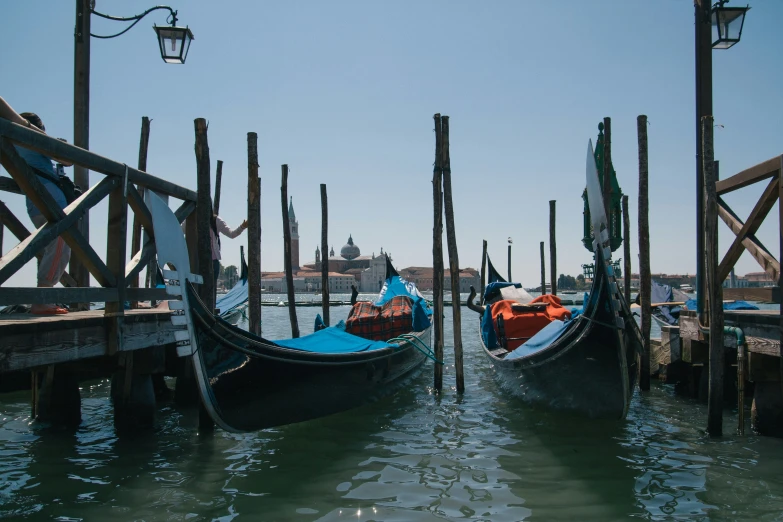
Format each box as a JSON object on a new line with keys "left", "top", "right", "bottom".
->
{"left": 1, "top": 303, "right": 783, "bottom": 521}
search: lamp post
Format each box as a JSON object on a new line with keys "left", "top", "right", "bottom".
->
{"left": 71, "top": 0, "right": 193, "bottom": 289}
{"left": 694, "top": 0, "right": 749, "bottom": 321}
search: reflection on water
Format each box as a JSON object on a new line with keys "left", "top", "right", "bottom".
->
{"left": 1, "top": 301, "right": 783, "bottom": 521}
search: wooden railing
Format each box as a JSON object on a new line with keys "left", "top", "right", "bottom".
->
{"left": 715, "top": 155, "right": 783, "bottom": 284}
{"left": 0, "top": 119, "right": 197, "bottom": 351}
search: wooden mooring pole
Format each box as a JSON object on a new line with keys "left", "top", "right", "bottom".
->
{"left": 195, "top": 118, "right": 215, "bottom": 432}
{"left": 247, "top": 133, "right": 261, "bottom": 336}
{"left": 320, "top": 183, "right": 330, "bottom": 327}
{"left": 622, "top": 194, "right": 631, "bottom": 305}
{"left": 703, "top": 115, "right": 724, "bottom": 436}
{"left": 507, "top": 239, "right": 512, "bottom": 282}
{"left": 130, "top": 116, "right": 150, "bottom": 308}
{"left": 480, "top": 239, "right": 487, "bottom": 304}
{"left": 194, "top": 118, "right": 215, "bottom": 312}
{"left": 549, "top": 200, "right": 557, "bottom": 296}
{"left": 441, "top": 116, "right": 464, "bottom": 393}
{"left": 281, "top": 165, "right": 300, "bottom": 338}
{"left": 432, "top": 113, "right": 445, "bottom": 391}
{"left": 540, "top": 241, "right": 546, "bottom": 295}
{"left": 638, "top": 115, "right": 651, "bottom": 391}
{"left": 214, "top": 159, "right": 223, "bottom": 215}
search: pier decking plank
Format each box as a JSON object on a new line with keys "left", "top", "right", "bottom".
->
{"left": 679, "top": 310, "right": 780, "bottom": 357}
{"left": 0, "top": 309, "right": 176, "bottom": 372}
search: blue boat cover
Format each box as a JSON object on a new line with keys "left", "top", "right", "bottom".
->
{"left": 481, "top": 305, "right": 499, "bottom": 348}
{"left": 505, "top": 319, "right": 571, "bottom": 360}
{"left": 216, "top": 277, "right": 248, "bottom": 317}
{"left": 684, "top": 299, "right": 759, "bottom": 312}
{"left": 274, "top": 321, "right": 395, "bottom": 353}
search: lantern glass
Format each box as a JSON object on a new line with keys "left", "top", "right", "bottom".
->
{"left": 154, "top": 25, "right": 194, "bottom": 64}
{"left": 711, "top": 6, "right": 749, "bottom": 49}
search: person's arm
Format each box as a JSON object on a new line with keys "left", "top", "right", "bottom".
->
{"left": 0, "top": 95, "right": 43, "bottom": 132}
{"left": 0, "top": 96, "right": 73, "bottom": 167}
{"left": 216, "top": 216, "right": 248, "bottom": 239}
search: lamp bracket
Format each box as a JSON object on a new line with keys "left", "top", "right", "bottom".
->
{"left": 90, "top": 5, "right": 178, "bottom": 39}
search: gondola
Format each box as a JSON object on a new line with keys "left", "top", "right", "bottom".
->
{"left": 146, "top": 192, "right": 433, "bottom": 432}
{"left": 467, "top": 140, "right": 640, "bottom": 419}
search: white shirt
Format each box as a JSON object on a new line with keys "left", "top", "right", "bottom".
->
{"left": 210, "top": 216, "right": 245, "bottom": 261}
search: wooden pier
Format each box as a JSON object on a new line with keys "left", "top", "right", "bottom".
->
{"left": 651, "top": 153, "right": 783, "bottom": 437}
{"left": 0, "top": 117, "right": 199, "bottom": 429}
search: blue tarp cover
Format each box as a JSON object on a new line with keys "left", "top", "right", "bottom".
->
{"left": 274, "top": 321, "right": 395, "bottom": 353}
{"left": 684, "top": 299, "right": 759, "bottom": 312}
{"left": 481, "top": 306, "right": 499, "bottom": 348}
{"left": 505, "top": 319, "right": 571, "bottom": 360}
{"left": 216, "top": 278, "right": 248, "bottom": 317}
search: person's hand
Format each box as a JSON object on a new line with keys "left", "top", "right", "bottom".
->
{"left": 241, "top": 219, "right": 248, "bottom": 230}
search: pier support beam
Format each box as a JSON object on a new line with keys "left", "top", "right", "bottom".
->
{"left": 111, "top": 368, "right": 155, "bottom": 433}
{"left": 36, "top": 366, "right": 81, "bottom": 427}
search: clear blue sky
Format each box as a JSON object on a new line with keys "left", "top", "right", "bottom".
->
{"left": 2, "top": 1, "right": 782, "bottom": 288}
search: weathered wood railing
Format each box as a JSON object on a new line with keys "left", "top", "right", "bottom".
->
{"left": 0, "top": 119, "right": 197, "bottom": 352}
{"left": 715, "top": 155, "right": 783, "bottom": 284}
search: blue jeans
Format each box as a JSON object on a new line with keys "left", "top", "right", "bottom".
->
{"left": 213, "top": 259, "right": 220, "bottom": 283}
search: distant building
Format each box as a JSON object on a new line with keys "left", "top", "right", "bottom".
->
{"left": 398, "top": 267, "right": 480, "bottom": 294}
{"left": 260, "top": 199, "right": 480, "bottom": 294}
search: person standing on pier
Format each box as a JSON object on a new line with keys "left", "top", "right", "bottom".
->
{"left": 0, "top": 96, "right": 72, "bottom": 314}
{"left": 211, "top": 212, "right": 248, "bottom": 282}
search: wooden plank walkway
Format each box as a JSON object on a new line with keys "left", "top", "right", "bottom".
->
{"left": 0, "top": 308, "right": 176, "bottom": 373}
{"left": 680, "top": 309, "right": 780, "bottom": 356}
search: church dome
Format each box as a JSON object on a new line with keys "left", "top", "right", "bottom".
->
{"left": 340, "top": 235, "right": 361, "bottom": 260}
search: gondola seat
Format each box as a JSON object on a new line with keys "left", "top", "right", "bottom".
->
{"left": 489, "top": 295, "right": 572, "bottom": 351}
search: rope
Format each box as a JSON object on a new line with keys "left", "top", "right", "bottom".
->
{"left": 387, "top": 333, "right": 444, "bottom": 365}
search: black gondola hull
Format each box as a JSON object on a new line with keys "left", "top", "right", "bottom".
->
{"left": 477, "top": 247, "right": 638, "bottom": 420}
{"left": 188, "top": 284, "right": 431, "bottom": 432}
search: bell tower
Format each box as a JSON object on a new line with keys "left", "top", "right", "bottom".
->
{"left": 288, "top": 197, "right": 300, "bottom": 271}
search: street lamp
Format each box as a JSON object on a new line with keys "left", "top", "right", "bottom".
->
{"left": 71, "top": 0, "right": 194, "bottom": 290}
{"left": 711, "top": 1, "right": 750, "bottom": 49}
{"left": 693, "top": 0, "right": 749, "bottom": 321}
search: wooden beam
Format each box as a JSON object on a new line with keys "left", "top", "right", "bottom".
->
{"left": 441, "top": 115, "right": 464, "bottom": 394}
{"left": 129, "top": 116, "right": 152, "bottom": 308}
{"left": 280, "top": 164, "right": 299, "bottom": 338}
{"left": 549, "top": 200, "right": 557, "bottom": 296}
{"left": 104, "top": 176, "right": 129, "bottom": 355}
{"left": 0, "top": 201, "right": 78, "bottom": 288}
{"left": 127, "top": 185, "right": 154, "bottom": 242}
{"left": 320, "top": 183, "right": 330, "bottom": 327}
{"left": 0, "top": 287, "right": 168, "bottom": 311}
{"left": 432, "top": 114, "right": 444, "bottom": 391}
{"left": 214, "top": 159, "right": 223, "bottom": 215}
{"left": 0, "top": 174, "right": 118, "bottom": 286}
{"left": 0, "top": 119, "right": 197, "bottom": 202}
{"left": 0, "top": 177, "right": 22, "bottom": 195}
{"left": 715, "top": 155, "right": 781, "bottom": 195}
{"left": 717, "top": 202, "right": 780, "bottom": 281}
{"left": 638, "top": 114, "right": 651, "bottom": 392}
{"left": 0, "top": 309, "right": 176, "bottom": 373}
{"left": 247, "top": 132, "right": 261, "bottom": 336}
{"left": 704, "top": 115, "right": 725, "bottom": 436}
{"left": 0, "top": 287, "right": 117, "bottom": 305}
{"left": 194, "top": 118, "right": 215, "bottom": 312}
{"left": 717, "top": 177, "right": 779, "bottom": 282}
